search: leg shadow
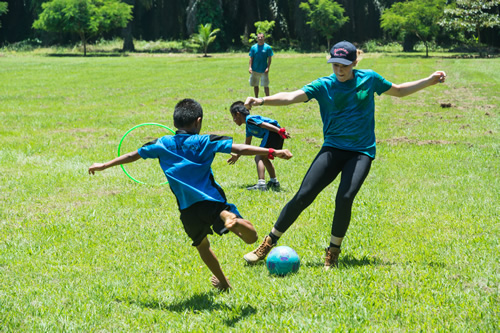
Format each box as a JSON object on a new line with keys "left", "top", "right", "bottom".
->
{"left": 117, "top": 292, "right": 256, "bottom": 326}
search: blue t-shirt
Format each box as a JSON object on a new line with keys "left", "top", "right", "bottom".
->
{"left": 249, "top": 43, "right": 274, "bottom": 73}
{"left": 138, "top": 131, "right": 233, "bottom": 210}
{"left": 301, "top": 69, "right": 392, "bottom": 158}
{"left": 245, "top": 114, "right": 280, "bottom": 147}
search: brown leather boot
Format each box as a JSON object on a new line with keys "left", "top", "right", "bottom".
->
{"left": 243, "top": 235, "right": 275, "bottom": 264}
{"left": 324, "top": 247, "right": 341, "bottom": 270}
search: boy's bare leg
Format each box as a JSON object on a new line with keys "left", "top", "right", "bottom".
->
{"left": 262, "top": 157, "right": 276, "bottom": 179}
{"left": 264, "top": 86, "right": 270, "bottom": 96}
{"left": 196, "top": 237, "right": 231, "bottom": 291}
{"left": 254, "top": 155, "right": 266, "bottom": 180}
{"left": 210, "top": 275, "right": 229, "bottom": 291}
{"left": 220, "top": 210, "right": 258, "bottom": 244}
{"left": 254, "top": 86, "right": 259, "bottom": 98}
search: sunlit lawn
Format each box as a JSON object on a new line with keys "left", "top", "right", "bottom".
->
{"left": 0, "top": 51, "right": 498, "bottom": 331}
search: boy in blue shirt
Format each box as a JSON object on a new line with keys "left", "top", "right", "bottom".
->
{"left": 228, "top": 101, "right": 290, "bottom": 191}
{"left": 88, "top": 98, "right": 292, "bottom": 291}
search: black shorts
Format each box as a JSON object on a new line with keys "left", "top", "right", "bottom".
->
{"left": 262, "top": 131, "right": 284, "bottom": 149}
{"left": 179, "top": 201, "right": 241, "bottom": 246}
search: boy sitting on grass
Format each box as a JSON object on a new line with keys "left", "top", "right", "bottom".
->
{"left": 228, "top": 100, "right": 290, "bottom": 191}
{"left": 88, "top": 98, "right": 293, "bottom": 291}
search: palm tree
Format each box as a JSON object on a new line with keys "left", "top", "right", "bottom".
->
{"left": 191, "top": 23, "right": 220, "bottom": 57}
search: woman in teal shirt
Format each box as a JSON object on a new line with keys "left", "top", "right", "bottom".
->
{"left": 242, "top": 40, "right": 447, "bottom": 268}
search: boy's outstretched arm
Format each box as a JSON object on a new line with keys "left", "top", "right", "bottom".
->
{"left": 88, "top": 151, "right": 141, "bottom": 175}
{"left": 258, "top": 122, "right": 291, "bottom": 139}
{"left": 231, "top": 144, "right": 292, "bottom": 160}
{"left": 227, "top": 136, "right": 253, "bottom": 164}
{"left": 384, "top": 71, "right": 447, "bottom": 98}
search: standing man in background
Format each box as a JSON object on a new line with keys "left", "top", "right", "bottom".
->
{"left": 249, "top": 33, "right": 274, "bottom": 97}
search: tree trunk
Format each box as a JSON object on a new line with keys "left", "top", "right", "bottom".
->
{"left": 122, "top": 0, "right": 135, "bottom": 52}
{"left": 122, "top": 21, "right": 135, "bottom": 52}
{"left": 186, "top": 0, "right": 198, "bottom": 35}
{"left": 403, "top": 34, "right": 418, "bottom": 52}
{"left": 79, "top": 32, "right": 87, "bottom": 56}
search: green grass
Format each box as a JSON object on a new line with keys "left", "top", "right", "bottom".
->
{"left": 0, "top": 51, "right": 498, "bottom": 331}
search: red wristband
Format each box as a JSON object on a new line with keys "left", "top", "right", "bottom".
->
{"left": 278, "top": 127, "right": 287, "bottom": 139}
{"left": 268, "top": 148, "right": 275, "bottom": 160}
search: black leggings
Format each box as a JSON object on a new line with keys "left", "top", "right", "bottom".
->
{"left": 274, "top": 146, "right": 372, "bottom": 238}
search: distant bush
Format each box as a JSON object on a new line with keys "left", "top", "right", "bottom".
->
{"left": 1, "top": 38, "right": 42, "bottom": 52}
{"left": 413, "top": 41, "right": 448, "bottom": 53}
{"left": 132, "top": 40, "right": 197, "bottom": 53}
{"left": 92, "top": 38, "right": 196, "bottom": 53}
{"left": 361, "top": 40, "right": 402, "bottom": 53}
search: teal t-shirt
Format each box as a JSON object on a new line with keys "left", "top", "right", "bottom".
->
{"left": 249, "top": 43, "right": 274, "bottom": 73}
{"left": 301, "top": 69, "right": 392, "bottom": 158}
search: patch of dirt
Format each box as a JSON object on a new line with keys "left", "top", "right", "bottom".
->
{"left": 378, "top": 136, "right": 472, "bottom": 147}
{"left": 416, "top": 140, "right": 457, "bottom": 146}
{"left": 55, "top": 127, "right": 99, "bottom": 133}
{"left": 303, "top": 137, "right": 321, "bottom": 148}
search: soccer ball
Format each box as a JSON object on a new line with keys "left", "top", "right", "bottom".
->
{"left": 266, "top": 246, "right": 300, "bottom": 276}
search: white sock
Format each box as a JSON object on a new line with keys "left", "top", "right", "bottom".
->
{"left": 270, "top": 178, "right": 278, "bottom": 183}
{"left": 258, "top": 179, "right": 266, "bottom": 185}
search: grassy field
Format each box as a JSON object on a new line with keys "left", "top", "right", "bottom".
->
{"left": 0, "top": 51, "right": 498, "bottom": 331}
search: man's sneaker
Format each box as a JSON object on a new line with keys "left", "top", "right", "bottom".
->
{"left": 243, "top": 235, "right": 275, "bottom": 264}
{"left": 246, "top": 183, "right": 267, "bottom": 191}
{"left": 266, "top": 181, "right": 281, "bottom": 192}
{"left": 324, "top": 247, "right": 341, "bottom": 270}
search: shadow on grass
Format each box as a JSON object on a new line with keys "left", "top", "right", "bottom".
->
{"left": 243, "top": 254, "right": 380, "bottom": 269}
{"left": 222, "top": 306, "right": 257, "bottom": 327}
{"left": 118, "top": 292, "right": 256, "bottom": 326}
{"left": 233, "top": 183, "right": 288, "bottom": 192}
{"left": 303, "top": 254, "right": 447, "bottom": 269}
{"left": 303, "top": 254, "right": 387, "bottom": 268}
{"left": 341, "top": 254, "right": 382, "bottom": 267}
{"left": 382, "top": 53, "right": 499, "bottom": 60}
{"left": 47, "top": 52, "right": 127, "bottom": 57}
{"left": 368, "top": 50, "right": 500, "bottom": 60}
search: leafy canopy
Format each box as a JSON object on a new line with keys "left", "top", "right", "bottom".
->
{"left": 299, "top": 0, "right": 349, "bottom": 49}
{"left": 380, "top": 0, "right": 446, "bottom": 56}
{"left": 439, "top": 0, "right": 500, "bottom": 43}
{"left": 0, "top": 2, "right": 7, "bottom": 28}
{"left": 247, "top": 20, "right": 275, "bottom": 45}
{"left": 33, "top": 0, "right": 132, "bottom": 55}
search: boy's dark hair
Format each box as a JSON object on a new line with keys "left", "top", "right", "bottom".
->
{"left": 174, "top": 98, "right": 203, "bottom": 128}
{"left": 230, "top": 100, "right": 249, "bottom": 116}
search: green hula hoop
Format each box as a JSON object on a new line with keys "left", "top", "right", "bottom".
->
{"left": 117, "top": 123, "right": 175, "bottom": 185}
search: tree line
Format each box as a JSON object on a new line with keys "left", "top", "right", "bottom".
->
{"left": 1, "top": 0, "right": 499, "bottom": 54}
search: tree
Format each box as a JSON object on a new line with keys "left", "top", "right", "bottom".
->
{"left": 380, "top": 0, "right": 446, "bottom": 57}
{"left": 190, "top": 23, "right": 220, "bottom": 57}
{"left": 0, "top": 2, "right": 7, "bottom": 28}
{"left": 243, "top": 20, "right": 275, "bottom": 46}
{"left": 33, "top": 0, "right": 132, "bottom": 56}
{"left": 299, "top": 0, "right": 349, "bottom": 49}
{"left": 121, "top": 0, "right": 153, "bottom": 52}
{"left": 440, "top": 0, "right": 500, "bottom": 45}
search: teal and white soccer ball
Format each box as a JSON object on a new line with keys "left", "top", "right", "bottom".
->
{"left": 266, "top": 246, "right": 300, "bottom": 276}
